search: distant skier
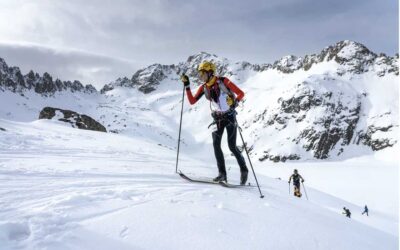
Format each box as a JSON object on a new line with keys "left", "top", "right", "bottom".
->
{"left": 343, "top": 207, "right": 351, "bottom": 218}
{"left": 362, "top": 205, "right": 369, "bottom": 216}
{"left": 180, "top": 61, "right": 249, "bottom": 185}
{"left": 288, "top": 169, "right": 305, "bottom": 198}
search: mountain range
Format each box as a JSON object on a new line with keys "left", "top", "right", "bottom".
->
{"left": 0, "top": 40, "right": 398, "bottom": 162}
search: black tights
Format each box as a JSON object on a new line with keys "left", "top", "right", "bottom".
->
{"left": 212, "top": 113, "right": 247, "bottom": 175}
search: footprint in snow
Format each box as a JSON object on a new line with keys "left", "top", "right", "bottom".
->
{"left": 0, "top": 222, "right": 31, "bottom": 242}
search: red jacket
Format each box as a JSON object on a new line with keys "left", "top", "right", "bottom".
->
{"left": 185, "top": 77, "right": 244, "bottom": 105}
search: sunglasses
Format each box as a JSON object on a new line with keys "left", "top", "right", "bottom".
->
{"left": 199, "top": 70, "right": 210, "bottom": 80}
{"left": 199, "top": 70, "right": 206, "bottom": 76}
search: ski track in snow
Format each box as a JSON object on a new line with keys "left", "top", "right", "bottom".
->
{"left": 0, "top": 119, "right": 398, "bottom": 250}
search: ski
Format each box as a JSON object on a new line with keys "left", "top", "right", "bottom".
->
{"left": 178, "top": 171, "right": 251, "bottom": 188}
{"left": 218, "top": 181, "right": 245, "bottom": 188}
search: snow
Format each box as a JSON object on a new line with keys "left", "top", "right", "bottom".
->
{"left": 337, "top": 41, "right": 360, "bottom": 60}
{"left": 0, "top": 116, "right": 398, "bottom": 249}
{"left": 276, "top": 55, "right": 303, "bottom": 71}
{"left": 0, "top": 45, "right": 398, "bottom": 249}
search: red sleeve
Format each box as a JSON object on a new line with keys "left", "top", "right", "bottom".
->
{"left": 223, "top": 78, "right": 244, "bottom": 101}
{"left": 185, "top": 85, "right": 204, "bottom": 105}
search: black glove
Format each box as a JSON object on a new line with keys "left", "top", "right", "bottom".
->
{"left": 232, "top": 99, "right": 239, "bottom": 108}
{"left": 180, "top": 74, "right": 190, "bottom": 87}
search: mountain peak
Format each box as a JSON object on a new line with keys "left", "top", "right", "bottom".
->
{"left": 273, "top": 55, "right": 303, "bottom": 73}
{"left": 321, "top": 40, "right": 376, "bottom": 62}
{"left": 186, "top": 52, "right": 221, "bottom": 64}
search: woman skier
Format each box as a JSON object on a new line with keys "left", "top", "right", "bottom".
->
{"left": 180, "top": 61, "right": 248, "bottom": 185}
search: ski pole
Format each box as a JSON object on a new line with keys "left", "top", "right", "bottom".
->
{"left": 288, "top": 181, "right": 291, "bottom": 195}
{"left": 236, "top": 122, "right": 264, "bottom": 199}
{"left": 302, "top": 182, "right": 309, "bottom": 200}
{"left": 175, "top": 83, "right": 185, "bottom": 173}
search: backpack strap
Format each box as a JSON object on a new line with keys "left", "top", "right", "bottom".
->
{"left": 203, "top": 77, "right": 236, "bottom": 105}
{"left": 217, "top": 77, "right": 234, "bottom": 97}
{"left": 203, "top": 83, "right": 211, "bottom": 101}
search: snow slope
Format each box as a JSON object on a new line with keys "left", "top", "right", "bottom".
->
{"left": 0, "top": 119, "right": 397, "bottom": 250}
{"left": 0, "top": 40, "right": 398, "bottom": 249}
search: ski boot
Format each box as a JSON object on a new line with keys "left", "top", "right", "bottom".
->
{"left": 240, "top": 169, "right": 248, "bottom": 185}
{"left": 294, "top": 186, "right": 302, "bottom": 197}
{"left": 213, "top": 173, "right": 227, "bottom": 183}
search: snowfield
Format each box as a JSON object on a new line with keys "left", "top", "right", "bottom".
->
{"left": 0, "top": 41, "right": 398, "bottom": 249}
{"left": 0, "top": 119, "right": 397, "bottom": 250}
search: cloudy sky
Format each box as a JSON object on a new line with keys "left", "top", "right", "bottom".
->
{"left": 0, "top": 0, "right": 398, "bottom": 89}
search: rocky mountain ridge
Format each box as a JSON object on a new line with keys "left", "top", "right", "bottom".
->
{"left": 0, "top": 40, "right": 398, "bottom": 162}
{"left": 0, "top": 58, "right": 96, "bottom": 95}
{"left": 100, "top": 40, "right": 398, "bottom": 94}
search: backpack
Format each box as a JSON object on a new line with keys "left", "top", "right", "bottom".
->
{"left": 203, "top": 77, "right": 234, "bottom": 103}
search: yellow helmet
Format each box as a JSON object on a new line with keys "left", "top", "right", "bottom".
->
{"left": 198, "top": 61, "right": 216, "bottom": 73}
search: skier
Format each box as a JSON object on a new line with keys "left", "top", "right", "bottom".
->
{"left": 288, "top": 169, "right": 305, "bottom": 198}
{"left": 362, "top": 205, "right": 369, "bottom": 216}
{"left": 180, "top": 61, "right": 249, "bottom": 185}
{"left": 343, "top": 207, "right": 351, "bottom": 218}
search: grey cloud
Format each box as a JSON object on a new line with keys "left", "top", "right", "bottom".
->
{"left": 0, "top": 0, "right": 397, "bottom": 85}
{"left": 0, "top": 43, "right": 138, "bottom": 89}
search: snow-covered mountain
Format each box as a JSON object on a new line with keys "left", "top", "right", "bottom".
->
{"left": 1, "top": 40, "right": 397, "bottom": 162}
{"left": 100, "top": 40, "right": 398, "bottom": 93}
{"left": 0, "top": 40, "right": 398, "bottom": 249}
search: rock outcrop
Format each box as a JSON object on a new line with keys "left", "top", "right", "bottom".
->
{"left": 39, "top": 107, "right": 106, "bottom": 132}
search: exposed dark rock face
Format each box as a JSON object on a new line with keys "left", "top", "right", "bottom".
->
{"left": 358, "top": 126, "right": 397, "bottom": 151}
{"left": 243, "top": 78, "right": 367, "bottom": 162}
{"left": 0, "top": 127, "right": 6, "bottom": 131}
{"left": 101, "top": 52, "right": 271, "bottom": 94}
{"left": 273, "top": 55, "right": 303, "bottom": 73}
{"left": 102, "top": 40, "right": 397, "bottom": 96}
{"left": 293, "top": 95, "right": 361, "bottom": 159}
{"left": 101, "top": 64, "right": 177, "bottom": 94}
{"left": 1, "top": 40, "right": 397, "bottom": 162}
{"left": 85, "top": 84, "right": 97, "bottom": 93}
{"left": 0, "top": 58, "right": 27, "bottom": 93}
{"left": 100, "top": 77, "right": 132, "bottom": 94}
{"left": 39, "top": 107, "right": 106, "bottom": 132}
{"left": 320, "top": 40, "right": 376, "bottom": 74}
{"left": 356, "top": 123, "right": 397, "bottom": 151}
{"left": 131, "top": 64, "right": 176, "bottom": 93}
{"left": 271, "top": 40, "right": 398, "bottom": 76}
{"left": 259, "top": 152, "right": 301, "bottom": 162}
{"left": 0, "top": 58, "right": 97, "bottom": 95}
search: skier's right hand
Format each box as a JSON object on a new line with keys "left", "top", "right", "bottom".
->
{"left": 180, "top": 74, "right": 190, "bottom": 87}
